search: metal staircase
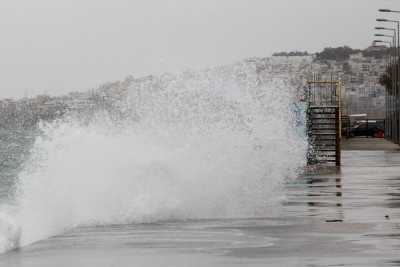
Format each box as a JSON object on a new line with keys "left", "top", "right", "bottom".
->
{"left": 306, "top": 81, "right": 342, "bottom": 166}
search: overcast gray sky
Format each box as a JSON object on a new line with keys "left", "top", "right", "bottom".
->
{"left": 0, "top": 0, "right": 398, "bottom": 98}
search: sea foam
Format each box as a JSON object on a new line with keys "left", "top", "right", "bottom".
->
{"left": 0, "top": 60, "right": 307, "bottom": 251}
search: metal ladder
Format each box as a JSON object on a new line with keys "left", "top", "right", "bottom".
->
{"left": 306, "top": 80, "right": 342, "bottom": 166}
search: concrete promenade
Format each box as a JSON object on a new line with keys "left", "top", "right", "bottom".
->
{"left": 341, "top": 137, "right": 400, "bottom": 151}
{"left": 3, "top": 137, "right": 400, "bottom": 267}
{"left": 273, "top": 137, "right": 400, "bottom": 266}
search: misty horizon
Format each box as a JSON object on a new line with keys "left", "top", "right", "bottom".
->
{"left": 0, "top": 0, "right": 397, "bottom": 98}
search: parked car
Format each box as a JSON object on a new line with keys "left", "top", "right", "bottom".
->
{"left": 349, "top": 120, "right": 384, "bottom": 138}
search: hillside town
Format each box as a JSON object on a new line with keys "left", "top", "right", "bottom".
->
{"left": 271, "top": 46, "right": 387, "bottom": 118}
{"left": 0, "top": 46, "right": 388, "bottom": 130}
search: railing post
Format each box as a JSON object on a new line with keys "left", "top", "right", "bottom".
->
{"left": 335, "top": 106, "right": 341, "bottom": 166}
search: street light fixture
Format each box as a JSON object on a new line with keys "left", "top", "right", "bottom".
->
{"left": 374, "top": 36, "right": 396, "bottom": 141}
{"left": 377, "top": 9, "right": 400, "bottom": 142}
{"left": 377, "top": 13, "right": 400, "bottom": 143}
{"left": 375, "top": 33, "right": 393, "bottom": 37}
{"left": 375, "top": 24, "right": 398, "bottom": 65}
{"left": 375, "top": 26, "right": 396, "bottom": 31}
{"left": 379, "top": 9, "right": 400, "bottom": 13}
{"left": 376, "top": 18, "right": 399, "bottom": 56}
{"left": 372, "top": 45, "right": 389, "bottom": 49}
{"left": 377, "top": 15, "right": 400, "bottom": 143}
{"left": 374, "top": 40, "right": 392, "bottom": 44}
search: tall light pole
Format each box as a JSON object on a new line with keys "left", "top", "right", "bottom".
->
{"left": 377, "top": 15, "right": 400, "bottom": 143}
{"left": 373, "top": 43, "right": 392, "bottom": 136}
{"left": 375, "top": 26, "right": 396, "bottom": 134}
{"left": 375, "top": 38, "right": 395, "bottom": 140}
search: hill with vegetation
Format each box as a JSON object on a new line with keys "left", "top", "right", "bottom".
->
{"left": 273, "top": 46, "right": 390, "bottom": 61}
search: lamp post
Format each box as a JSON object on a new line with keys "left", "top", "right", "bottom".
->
{"left": 376, "top": 25, "right": 397, "bottom": 139}
{"left": 377, "top": 16, "right": 400, "bottom": 143}
{"left": 373, "top": 43, "right": 391, "bottom": 135}
{"left": 379, "top": 9, "right": 400, "bottom": 14}
{"left": 372, "top": 43, "right": 392, "bottom": 122}
{"left": 375, "top": 39, "right": 395, "bottom": 140}
{"left": 375, "top": 35, "right": 394, "bottom": 139}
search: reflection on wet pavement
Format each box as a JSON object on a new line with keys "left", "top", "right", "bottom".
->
{"left": 279, "top": 150, "right": 400, "bottom": 266}
{"left": 2, "top": 150, "right": 400, "bottom": 267}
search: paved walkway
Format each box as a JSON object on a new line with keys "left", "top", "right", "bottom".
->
{"left": 341, "top": 137, "right": 400, "bottom": 151}
{"left": 276, "top": 146, "right": 400, "bottom": 266}
{"left": 3, "top": 138, "right": 400, "bottom": 267}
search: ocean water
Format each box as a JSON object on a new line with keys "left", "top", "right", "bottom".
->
{"left": 0, "top": 61, "right": 308, "bottom": 257}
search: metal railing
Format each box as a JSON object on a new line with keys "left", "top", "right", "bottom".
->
{"left": 306, "top": 80, "right": 342, "bottom": 166}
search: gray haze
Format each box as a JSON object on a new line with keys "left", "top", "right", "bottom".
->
{"left": 0, "top": 0, "right": 397, "bottom": 98}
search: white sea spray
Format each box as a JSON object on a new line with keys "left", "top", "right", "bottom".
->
{"left": 0, "top": 59, "right": 308, "bottom": 252}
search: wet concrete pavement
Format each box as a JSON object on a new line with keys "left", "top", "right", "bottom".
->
{"left": 342, "top": 137, "right": 400, "bottom": 151}
{"left": 274, "top": 138, "right": 400, "bottom": 266}
{"left": 2, "top": 138, "right": 400, "bottom": 267}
